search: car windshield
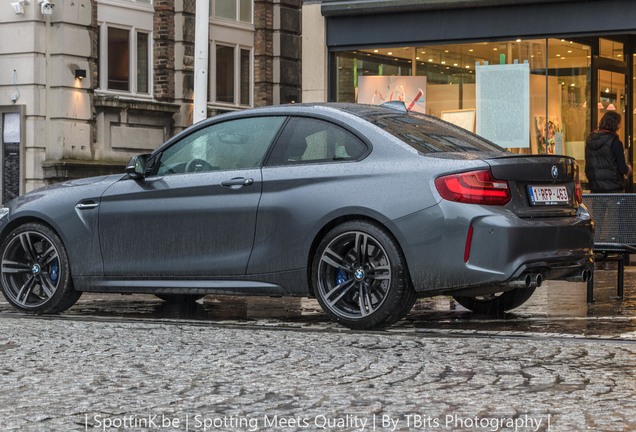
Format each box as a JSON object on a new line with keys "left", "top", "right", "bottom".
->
{"left": 362, "top": 111, "right": 504, "bottom": 154}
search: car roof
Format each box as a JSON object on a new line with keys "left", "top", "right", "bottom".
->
{"left": 172, "top": 102, "right": 503, "bottom": 156}
{"left": 204, "top": 102, "right": 407, "bottom": 123}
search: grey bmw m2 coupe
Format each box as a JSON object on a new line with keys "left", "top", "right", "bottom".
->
{"left": 0, "top": 103, "right": 594, "bottom": 329}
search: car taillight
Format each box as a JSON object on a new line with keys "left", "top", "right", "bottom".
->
{"left": 435, "top": 169, "right": 511, "bottom": 205}
{"left": 464, "top": 224, "right": 473, "bottom": 262}
{"left": 574, "top": 165, "right": 583, "bottom": 204}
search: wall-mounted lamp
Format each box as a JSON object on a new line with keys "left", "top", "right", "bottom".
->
{"left": 37, "top": 0, "right": 53, "bottom": 15}
{"left": 74, "top": 69, "right": 87, "bottom": 80}
{"left": 11, "top": 0, "right": 29, "bottom": 14}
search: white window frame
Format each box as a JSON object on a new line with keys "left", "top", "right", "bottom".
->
{"left": 238, "top": 46, "right": 253, "bottom": 107}
{"left": 211, "top": 43, "right": 253, "bottom": 108}
{"left": 99, "top": 0, "right": 154, "bottom": 10}
{"left": 97, "top": 0, "right": 154, "bottom": 99}
{"left": 212, "top": 0, "right": 253, "bottom": 26}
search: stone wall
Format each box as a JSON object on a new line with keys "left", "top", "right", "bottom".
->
{"left": 153, "top": 0, "right": 176, "bottom": 101}
{"left": 255, "top": 0, "right": 302, "bottom": 107}
{"left": 254, "top": 0, "right": 274, "bottom": 107}
{"left": 1, "top": 0, "right": 303, "bottom": 190}
{"left": 274, "top": 0, "right": 301, "bottom": 104}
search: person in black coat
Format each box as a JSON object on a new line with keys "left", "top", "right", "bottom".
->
{"left": 585, "top": 111, "right": 632, "bottom": 193}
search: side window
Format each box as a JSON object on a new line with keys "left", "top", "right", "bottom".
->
{"left": 267, "top": 117, "right": 368, "bottom": 166}
{"left": 156, "top": 116, "right": 286, "bottom": 176}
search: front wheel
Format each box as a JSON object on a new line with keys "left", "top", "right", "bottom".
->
{"left": 453, "top": 287, "right": 536, "bottom": 315}
{"left": 312, "top": 221, "right": 416, "bottom": 330}
{"left": 0, "top": 223, "right": 80, "bottom": 314}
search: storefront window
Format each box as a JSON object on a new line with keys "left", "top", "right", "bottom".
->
{"left": 633, "top": 53, "right": 636, "bottom": 189}
{"left": 597, "top": 70, "right": 625, "bottom": 134}
{"left": 600, "top": 38, "right": 624, "bottom": 61}
{"left": 547, "top": 39, "right": 591, "bottom": 169}
{"left": 335, "top": 49, "right": 411, "bottom": 103}
{"left": 334, "top": 38, "right": 591, "bottom": 163}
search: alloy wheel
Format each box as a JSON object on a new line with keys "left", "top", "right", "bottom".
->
{"left": 317, "top": 230, "right": 392, "bottom": 320}
{"left": 1, "top": 230, "right": 61, "bottom": 309}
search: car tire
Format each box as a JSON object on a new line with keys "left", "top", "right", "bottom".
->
{"left": 155, "top": 294, "right": 205, "bottom": 304}
{"left": 453, "top": 287, "right": 536, "bottom": 315}
{"left": 312, "top": 220, "right": 416, "bottom": 330}
{"left": 0, "top": 222, "right": 80, "bottom": 314}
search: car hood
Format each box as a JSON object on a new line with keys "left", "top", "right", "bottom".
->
{"left": 6, "top": 174, "right": 126, "bottom": 214}
{"left": 40, "top": 174, "right": 125, "bottom": 191}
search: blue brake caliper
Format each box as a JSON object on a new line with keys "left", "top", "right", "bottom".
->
{"left": 49, "top": 259, "right": 59, "bottom": 283}
{"left": 336, "top": 269, "right": 347, "bottom": 286}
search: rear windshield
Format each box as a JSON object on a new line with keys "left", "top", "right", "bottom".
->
{"left": 362, "top": 111, "right": 505, "bottom": 154}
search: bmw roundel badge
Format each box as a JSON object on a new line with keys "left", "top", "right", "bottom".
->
{"left": 551, "top": 165, "right": 558, "bottom": 179}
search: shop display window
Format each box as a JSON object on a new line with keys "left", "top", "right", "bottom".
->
{"left": 600, "top": 39, "right": 624, "bottom": 61}
{"left": 334, "top": 38, "right": 591, "bottom": 164}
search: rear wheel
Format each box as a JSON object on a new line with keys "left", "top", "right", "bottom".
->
{"left": 155, "top": 294, "right": 205, "bottom": 304}
{"left": 0, "top": 223, "right": 80, "bottom": 313}
{"left": 312, "top": 221, "right": 416, "bottom": 330}
{"left": 453, "top": 287, "right": 536, "bottom": 315}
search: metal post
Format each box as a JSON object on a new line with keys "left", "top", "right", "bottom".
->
{"left": 193, "top": 0, "right": 210, "bottom": 124}
{"left": 617, "top": 254, "right": 625, "bottom": 299}
{"left": 587, "top": 269, "right": 594, "bottom": 303}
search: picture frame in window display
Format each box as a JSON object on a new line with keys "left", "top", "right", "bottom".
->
{"left": 441, "top": 109, "right": 476, "bottom": 133}
{"left": 476, "top": 63, "right": 530, "bottom": 149}
{"left": 534, "top": 116, "right": 562, "bottom": 155}
{"left": 357, "top": 76, "right": 427, "bottom": 113}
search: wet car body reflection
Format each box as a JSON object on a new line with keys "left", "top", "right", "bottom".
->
{"left": 1, "top": 272, "right": 632, "bottom": 338}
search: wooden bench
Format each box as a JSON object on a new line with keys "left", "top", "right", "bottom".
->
{"left": 582, "top": 193, "right": 636, "bottom": 303}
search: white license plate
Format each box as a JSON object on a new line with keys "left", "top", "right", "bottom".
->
{"left": 528, "top": 185, "right": 569, "bottom": 205}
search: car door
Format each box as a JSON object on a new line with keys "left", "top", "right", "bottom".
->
{"left": 98, "top": 115, "right": 286, "bottom": 277}
{"left": 248, "top": 116, "right": 371, "bottom": 275}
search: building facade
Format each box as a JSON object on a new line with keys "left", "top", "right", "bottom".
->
{"left": 303, "top": 0, "right": 636, "bottom": 191}
{"left": 0, "top": 0, "right": 300, "bottom": 202}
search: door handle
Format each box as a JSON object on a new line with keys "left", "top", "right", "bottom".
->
{"left": 221, "top": 177, "right": 254, "bottom": 188}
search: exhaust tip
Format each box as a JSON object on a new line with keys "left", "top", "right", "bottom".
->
{"left": 565, "top": 268, "right": 593, "bottom": 283}
{"left": 524, "top": 273, "right": 532, "bottom": 288}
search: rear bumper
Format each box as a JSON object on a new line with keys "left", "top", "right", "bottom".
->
{"left": 389, "top": 202, "right": 594, "bottom": 294}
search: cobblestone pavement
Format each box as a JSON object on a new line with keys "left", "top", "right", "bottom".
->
{"left": 0, "top": 272, "right": 635, "bottom": 432}
{"left": 1, "top": 315, "right": 635, "bottom": 431}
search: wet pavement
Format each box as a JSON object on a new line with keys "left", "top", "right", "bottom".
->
{"left": 2, "top": 266, "right": 634, "bottom": 338}
{"left": 0, "top": 267, "right": 635, "bottom": 431}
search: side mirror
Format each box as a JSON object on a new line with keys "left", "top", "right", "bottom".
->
{"left": 125, "top": 154, "right": 149, "bottom": 179}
